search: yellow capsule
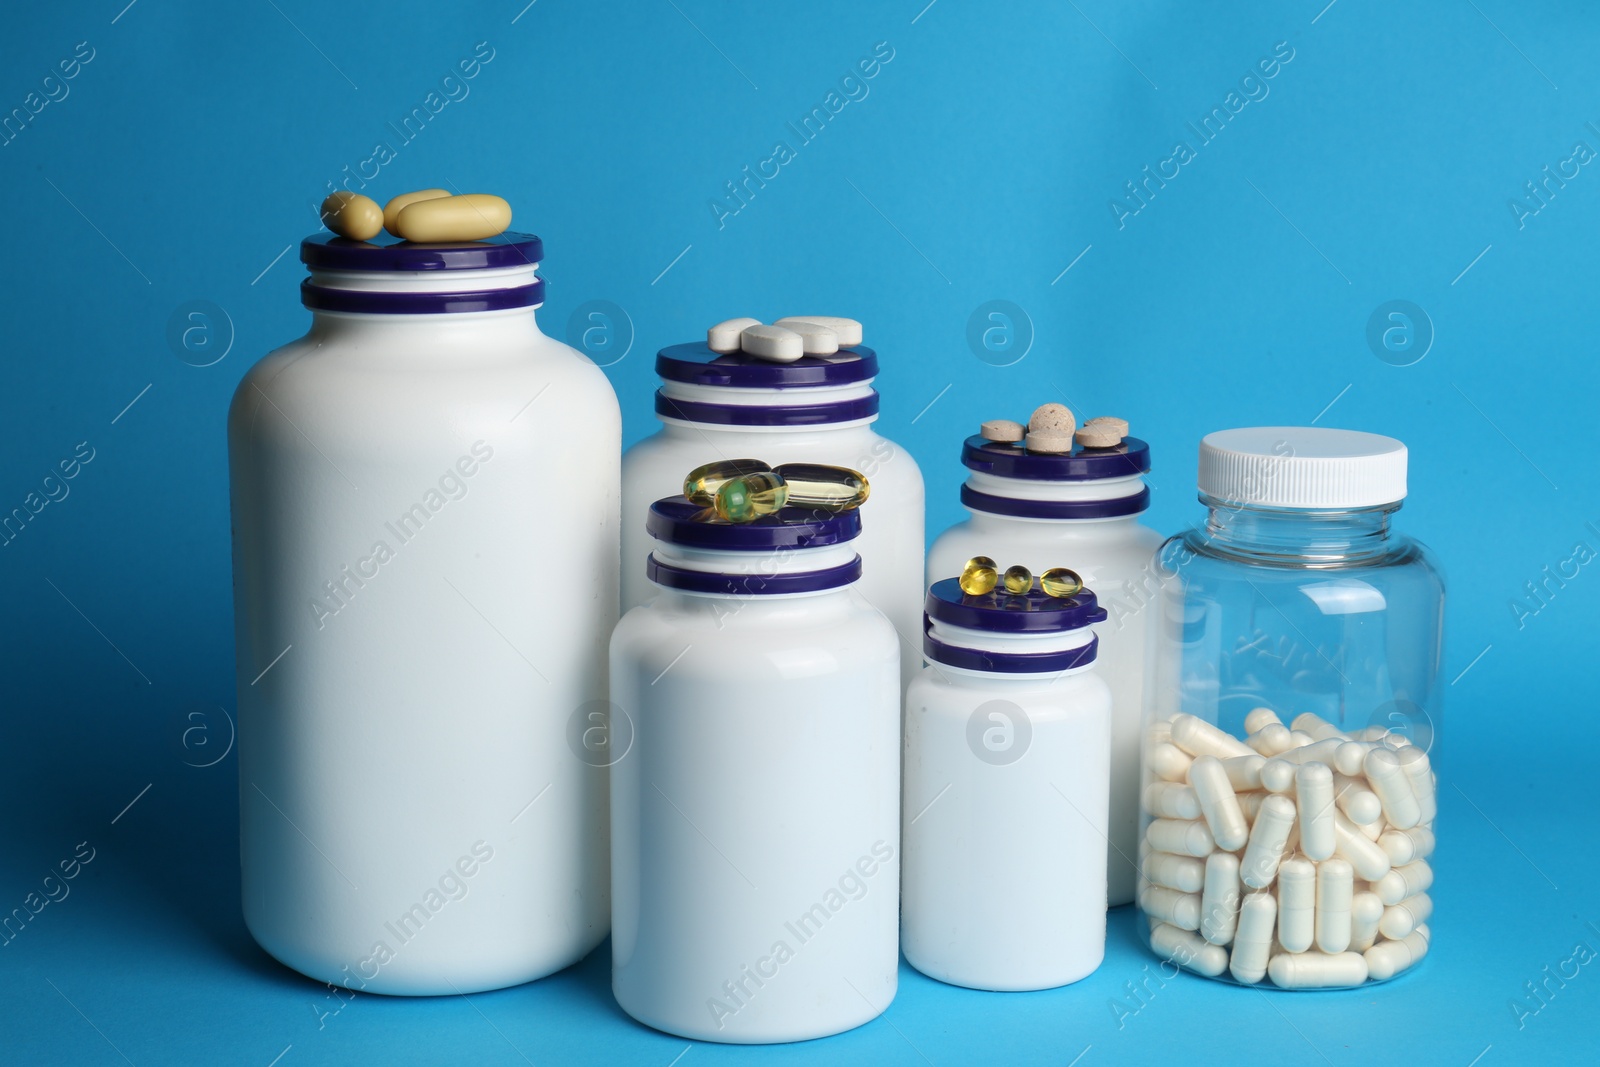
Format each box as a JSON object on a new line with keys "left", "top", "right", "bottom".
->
{"left": 772, "top": 463, "right": 870, "bottom": 512}
{"left": 382, "top": 188, "right": 451, "bottom": 234}
{"left": 714, "top": 471, "right": 788, "bottom": 522}
{"left": 1040, "top": 566, "right": 1083, "bottom": 598}
{"left": 320, "top": 190, "right": 384, "bottom": 240}
{"left": 1003, "top": 564, "right": 1034, "bottom": 594}
{"left": 684, "top": 459, "right": 772, "bottom": 506}
{"left": 958, "top": 556, "right": 998, "bottom": 596}
{"left": 392, "top": 193, "right": 512, "bottom": 242}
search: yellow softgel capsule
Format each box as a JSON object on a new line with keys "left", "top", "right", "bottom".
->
{"left": 772, "top": 463, "right": 869, "bottom": 512}
{"left": 1003, "top": 564, "right": 1034, "bottom": 594}
{"left": 1040, "top": 566, "right": 1083, "bottom": 598}
{"left": 392, "top": 193, "right": 512, "bottom": 242}
{"left": 713, "top": 471, "right": 788, "bottom": 523}
{"left": 683, "top": 459, "right": 772, "bottom": 506}
{"left": 382, "top": 188, "right": 451, "bottom": 234}
{"left": 959, "top": 556, "right": 999, "bottom": 596}
{"left": 320, "top": 190, "right": 384, "bottom": 240}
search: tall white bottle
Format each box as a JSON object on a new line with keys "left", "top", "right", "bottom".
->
{"left": 620, "top": 326, "right": 924, "bottom": 690}
{"left": 927, "top": 433, "right": 1161, "bottom": 907}
{"left": 610, "top": 499, "right": 901, "bottom": 1042}
{"left": 229, "top": 232, "right": 618, "bottom": 994}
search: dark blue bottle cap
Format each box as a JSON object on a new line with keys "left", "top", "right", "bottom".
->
{"left": 924, "top": 577, "right": 1107, "bottom": 633}
{"left": 645, "top": 498, "right": 861, "bottom": 550}
{"left": 300, "top": 231, "right": 544, "bottom": 272}
{"left": 961, "top": 434, "right": 1151, "bottom": 481}
{"left": 655, "top": 343, "right": 878, "bottom": 388}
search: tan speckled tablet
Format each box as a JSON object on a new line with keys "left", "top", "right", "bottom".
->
{"left": 1029, "top": 402, "right": 1075, "bottom": 434}
{"left": 980, "top": 419, "right": 1025, "bottom": 442}
{"left": 1086, "top": 416, "right": 1129, "bottom": 437}
{"left": 1024, "top": 429, "right": 1074, "bottom": 454}
{"left": 1076, "top": 423, "right": 1123, "bottom": 448}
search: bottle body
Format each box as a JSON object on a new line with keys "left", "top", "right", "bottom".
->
{"left": 230, "top": 306, "right": 619, "bottom": 994}
{"left": 1141, "top": 493, "right": 1444, "bottom": 988}
{"left": 902, "top": 666, "right": 1111, "bottom": 990}
{"left": 609, "top": 586, "right": 901, "bottom": 1042}
{"left": 623, "top": 421, "right": 924, "bottom": 688}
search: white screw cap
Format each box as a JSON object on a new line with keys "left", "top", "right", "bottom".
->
{"left": 1198, "top": 427, "right": 1407, "bottom": 509}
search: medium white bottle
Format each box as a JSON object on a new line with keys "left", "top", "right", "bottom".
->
{"left": 927, "top": 433, "right": 1161, "bottom": 906}
{"left": 620, "top": 329, "right": 924, "bottom": 690}
{"left": 902, "top": 574, "right": 1112, "bottom": 990}
{"left": 229, "top": 232, "right": 618, "bottom": 995}
{"left": 610, "top": 499, "right": 900, "bottom": 1043}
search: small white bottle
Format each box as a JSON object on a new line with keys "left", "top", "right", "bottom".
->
{"left": 927, "top": 433, "right": 1160, "bottom": 906}
{"left": 610, "top": 499, "right": 900, "bottom": 1043}
{"left": 621, "top": 328, "right": 924, "bottom": 690}
{"left": 229, "top": 232, "right": 618, "bottom": 994}
{"left": 902, "top": 574, "right": 1112, "bottom": 991}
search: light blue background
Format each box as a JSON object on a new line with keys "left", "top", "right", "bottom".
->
{"left": 2, "top": 1, "right": 1596, "bottom": 1063}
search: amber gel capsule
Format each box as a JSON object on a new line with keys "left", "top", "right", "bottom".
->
{"left": 683, "top": 459, "right": 772, "bottom": 506}
{"left": 1003, "top": 564, "right": 1034, "bottom": 595}
{"left": 772, "top": 463, "right": 870, "bottom": 512}
{"left": 713, "top": 471, "right": 788, "bottom": 522}
{"left": 1040, "top": 567, "right": 1083, "bottom": 598}
{"left": 959, "top": 556, "right": 999, "bottom": 596}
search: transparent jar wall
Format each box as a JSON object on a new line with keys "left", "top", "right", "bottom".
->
{"left": 1139, "top": 500, "right": 1444, "bottom": 988}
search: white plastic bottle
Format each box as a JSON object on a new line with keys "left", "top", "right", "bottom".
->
{"left": 610, "top": 499, "right": 900, "bottom": 1042}
{"left": 621, "top": 328, "right": 924, "bottom": 689}
{"left": 902, "top": 574, "right": 1112, "bottom": 990}
{"left": 927, "top": 433, "right": 1161, "bottom": 906}
{"left": 229, "top": 232, "right": 618, "bottom": 995}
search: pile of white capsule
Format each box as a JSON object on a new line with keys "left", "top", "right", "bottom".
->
{"left": 1139, "top": 708, "right": 1435, "bottom": 988}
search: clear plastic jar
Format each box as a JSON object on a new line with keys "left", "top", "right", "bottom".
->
{"left": 1141, "top": 428, "right": 1443, "bottom": 988}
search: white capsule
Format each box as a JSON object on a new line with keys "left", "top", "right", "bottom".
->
{"left": 771, "top": 319, "right": 838, "bottom": 355}
{"left": 1379, "top": 892, "right": 1433, "bottom": 939}
{"left": 1291, "top": 712, "right": 1348, "bottom": 742}
{"left": 1287, "top": 730, "right": 1316, "bottom": 749}
{"left": 1260, "top": 758, "right": 1297, "bottom": 795}
{"left": 1150, "top": 922, "right": 1229, "bottom": 978}
{"left": 1142, "top": 851, "right": 1206, "bottom": 893}
{"left": 1357, "top": 726, "right": 1396, "bottom": 743}
{"left": 1237, "top": 790, "right": 1266, "bottom": 824}
{"left": 1200, "top": 852, "right": 1242, "bottom": 945}
{"left": 1142, "top": 781, "right": 1202, "bottom": 820}
{"left": 1146, "top": 719, "right": 1174, "bottom": 746}
{"left": 1357, "top": 817, "right": 1385, "bottom": 841}
{"left": 1189, "top": 755, "right": 1250, "bottom": 852}
{"left": 1246, "top": 724, "right": 1295, "bottom": 756}
{"left": 1243, "top": 707, "right": 1283, "bottom": 734}
{"left": 1365, "top": 924, "right": 1430, "bottom": 980}
{"left": 1170, "top": 714, "right": 1255, "bottom": 759}
{"left": 774, "top": 315, "right": 862, "bottom": 346}
{"left": 1268, "top": 950, "right": 1368, "bottom": 989}
{"left": 1364, "top": 748, "right": 1422, "bottom": 830}
{"left": 1141, "top": 884, "right": 1201, "bottom": 930}
{"left": 1295, "top": 763, "right": 1336, "bottom": 861}
{"left": 707, "top": 317, "right": 761, "bottom": 353}
{"left": 1378, "top": 825, "right": 1436, "bottom": 865}
{"left": 1350, "top": 891, "right": 1384, "bottom": 952}
{"left": 1276, "top": 738, "right": 1346, "bottom": 766}
{"left": 1375, "top": 860, "right": 1433, "bottom": 906}
{"left": 1146, "top": 818, "right": 1215, "bottom": 858}
{"left": 1221, "top": 754, "right": 1266, "bottom": 791}
{"left": 1276, "top": 857, "right": 1316, "bottom": 954}
{"left": 1333, "top": 811, "right": 1392, "bottom": 881}
{"left": 1230, "top": 892, "right": 1278, "bottom": 985}
{"left": 1395, "top": 746, "right": 1437, "bottom": 824}
{"left": 1147, "top": 741, "right": 1193, "bottom": 783}
{"left": 1332, "top": 771, "right": 1383, "bottom": 826}
{"left": 1240, "top": 795, "right": 1296, "bottom": 888}
{"left": 739, "top": 324, "right": 805, "bottom": 362}
{"left": 1334, "top": 741, "right": 1376, "bottom": 776}
{"left": 1315, "top": 857, "right": 1354, "bottom": 953}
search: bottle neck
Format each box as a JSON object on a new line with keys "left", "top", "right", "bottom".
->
{"left": 303, "top": 263, "right": 544, "bottom": 340}
{"left": 1197, "top": 493, "right": 1399, "bottom": 565}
